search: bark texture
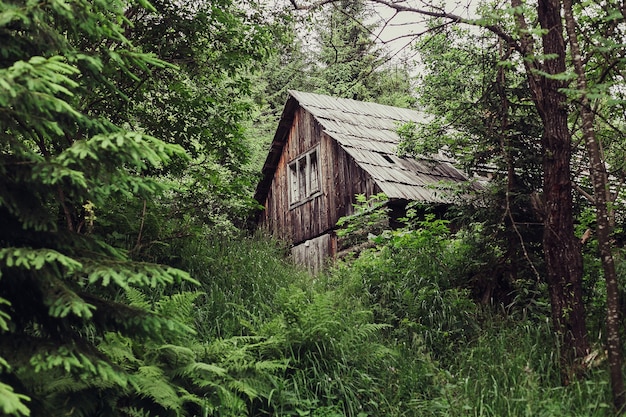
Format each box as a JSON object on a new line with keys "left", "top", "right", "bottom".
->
{"left": 533, "top": 0, "right": 590, "bottom": 383}
{"left": 562, "top": 0, "right": 625, "bottom": 410}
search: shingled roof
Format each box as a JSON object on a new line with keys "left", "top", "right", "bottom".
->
{"left": 254, "top": 90, "right": 477, "bottom": 205}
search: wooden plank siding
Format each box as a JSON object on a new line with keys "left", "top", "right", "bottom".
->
{"left": 328, "top": 134, "right": 381, "bottom": 230}
{"left": 258, "top": 107, "right": 381, "bottom": 248}
{"left": 291, "top": 234, "right": 335, "bottom": 275}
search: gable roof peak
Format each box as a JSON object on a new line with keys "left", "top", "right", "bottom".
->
{"left": 254, "top": 90, "right": 479, "bottom": 206}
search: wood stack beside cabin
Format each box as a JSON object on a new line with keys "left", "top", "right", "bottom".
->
{"left": 254, "top": 90, "right": 479, "bottom": 273}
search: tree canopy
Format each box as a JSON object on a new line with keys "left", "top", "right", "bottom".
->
{"left": 0, "top": 0, "right": 272, "bottom": 415}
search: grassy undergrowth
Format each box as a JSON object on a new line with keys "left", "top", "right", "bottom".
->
{"left": 154, "top": 228, "right": 617, "bottom": 416}
{"left": 408, "top": 319, "right": 613, "bottom": 416}
{"left": 313, "top": 211, "right": 616, "bottom": 416}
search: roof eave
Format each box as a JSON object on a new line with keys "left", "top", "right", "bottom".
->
{"left": 253, "top": 94, "right": 299, "bottom": 204}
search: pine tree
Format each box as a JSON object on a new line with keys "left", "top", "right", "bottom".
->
{"left": 312, "top": 0, "right": 415, "bottom": 104}
{"left": 0, "top": 1, "right": 200, "bottom": 415}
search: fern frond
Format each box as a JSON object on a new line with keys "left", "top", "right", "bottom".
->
{"left": 178, "top": 389, "right": 204, "bottom": 409}
{"left": 181, "top": 362, "right": 228, "bottom": 379}
{"left": 43, "top": 373, "right": 120, "bottom": 395}
{"left": 351, "top": 322, "right": 392, "bottom": 340}
{"left": 216, "top": 385, "right": 247, "bottom": 415}
{"left": 99, "top": 332, "right": 140, "bottom": 368}
{"left": 254, "top": 359, "right": 289, "bottom": 374}
{"left": 0, "top": 382, "right": 30, "bottom": 417}
{"left": 155, "top": 291, "right": 204, "bottom": 327}
{"left": 84, "top": 293, "right": 195, "bottom": 340}
{"left": 227, "top": 379, "right": 259, "bottom": 400}
{"left": 118, "top": 407, "right": 155, "bottom": 417}
{"left": 124, "top": 287, "right": 151, "bottom": 310}
{"left": 205, "top": 335, "right": 267, "bottom": 358}
{"left": 129, "top": 365, "right": 181, "bottom": 411}
{"left": 156, "top": 344, "right": 196, "bottom": 368}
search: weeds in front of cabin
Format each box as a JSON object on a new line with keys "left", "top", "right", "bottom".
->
{"left": 157, "top": 217, "right": 614, "bottom": 416}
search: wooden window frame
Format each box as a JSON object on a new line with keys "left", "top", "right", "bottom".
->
{"left": 289, "top": 146, "right": 321, "bottom": 208}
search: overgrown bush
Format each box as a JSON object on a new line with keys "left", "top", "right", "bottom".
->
{"left": 138, "top": 233, "right": 418, "bottom": 417}
{"left": 150, "top": 230, "right": 440, "bottom": 416}
{"left": 334, "top": 211, "right": 481, "bottom": 363}
{"left": 329, "top": 201, "right": 614, "bottom": 416}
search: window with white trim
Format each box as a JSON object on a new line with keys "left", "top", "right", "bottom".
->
{"left": 289, "top": 147, "right": 320, "bottom": 206}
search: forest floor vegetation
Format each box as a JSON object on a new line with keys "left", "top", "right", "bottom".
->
{"left": 169, "top": 226, "right": 618, "bottom": 416}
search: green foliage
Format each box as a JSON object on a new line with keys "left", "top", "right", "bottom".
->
{"left": 167, "top": 234, "right": 305, "bottom": 339}
{"left": 110, "top": 288, "right": 290, "bottom": 417}
{"left": 3, "top": 0, "right": 623, "bottom": 415}
{"left": 336, "top": 193, "right": 390, "bottom": 248}
{"left": 312, "top": 0, "right": 379, "bottom": 100}
{"left": 334, "top": 211, "right": 481, "bottom": 363}
{"left": 334, "top": 208, "right": 614, "bottom": 415}
{"left": 310, "top": 0, "right": 416, "bottom": 104}
{"left": 409, "top": 319, "right": 613, "bottom": 416}
{"left": 0, "top": 0, "right": 267, "bottom": 415}
{"left": 258, "top": 286, "right": 398, "bottom": 417}
{"left": 121, "top": 0, "right": 273, "bottom": 229}
{"left": 132, "top": 221, "right": 615, "bottom": 416}
{"left": 0, "top": 368, "right": 30, "bottom": 417}
{"left": 160, "top": 232, "right": 420, "bottom": 417}
{"left": 405, "top": 24, "right": 542, "bottom": 184}
{"left": 399, "top": 23, "right": 549, "bottom": 310}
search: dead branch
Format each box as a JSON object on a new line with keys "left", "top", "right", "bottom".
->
{"left": 573, "top": 182, "right": 595, "bottom": 204}
{"left": 289, "top": 0, "right": 524, "bottom": 57}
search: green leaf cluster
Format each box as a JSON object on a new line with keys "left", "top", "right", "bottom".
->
{"left": 0, "top": 0, "right": 253, "bottom": 415}
{"left": 336, "top": 193, "right": 390, "bottom": 249}
{"left": 120, "top": 0, "right": 273, "bottom": 229}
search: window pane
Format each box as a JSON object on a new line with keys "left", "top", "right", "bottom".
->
{"left": 289, "top": 146, "right": 321, "bottom": 206}
{"left": 310, "top": 151, "right": 319, "bottom": 193}
{"left": 289, "top": 162, "right": 298, "bottom": 204}
{"left": 298, "top": 157, "right": 307, "bottom": 198}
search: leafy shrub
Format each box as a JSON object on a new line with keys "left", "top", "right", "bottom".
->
{"left": 334, "top": 213, "right": 480, "bottom": 363}
{"left": 336, "top": 193, "right": 390, "bottom": 250}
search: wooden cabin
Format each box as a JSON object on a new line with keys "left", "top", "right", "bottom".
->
{"left": 254, "top": 90, "right": 478, "bottom": 273}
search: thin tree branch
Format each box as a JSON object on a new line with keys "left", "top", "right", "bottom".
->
{"left": 289, "top": 0, "right": 524, "bottom": 55}
{"left": 134, "top": 199, "right": 148, "bottom": 254}
{"left": 573, "top": 182, "right": 595, "bottom": 204}
{"left": 57, "top": 186, "right": 75, "bottom": 232}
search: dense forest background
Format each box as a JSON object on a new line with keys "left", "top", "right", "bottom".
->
{"left": 2, "top": 0, "right": 626, "bottom": 415}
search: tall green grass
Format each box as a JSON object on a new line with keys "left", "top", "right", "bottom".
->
{"left": 326, "top": 212, "right": 616, "bottom": 417}
{"left": 170, "top": 232, "right": 311, "bottom": 339}
{"left": 398, "top": 318, "right": 613, "bottom": 417}
{"left": 153, "top": 229, "right": 617, "bottom": 416}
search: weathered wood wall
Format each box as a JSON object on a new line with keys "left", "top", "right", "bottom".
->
{"left": 258, "top": 106, "right": 380, "bottom": 264}
{"left": 290, "top": 233, "right": 336, "bottom": 275}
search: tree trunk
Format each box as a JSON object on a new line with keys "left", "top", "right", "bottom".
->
{"left": 562, "top": 0, "right": 625, "bottom": 410}
{"left": 540, "top": 100, "right": 589, "bottom": 384}
{"left": 534, "top": 0, "right": 589, "bottom": 384}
